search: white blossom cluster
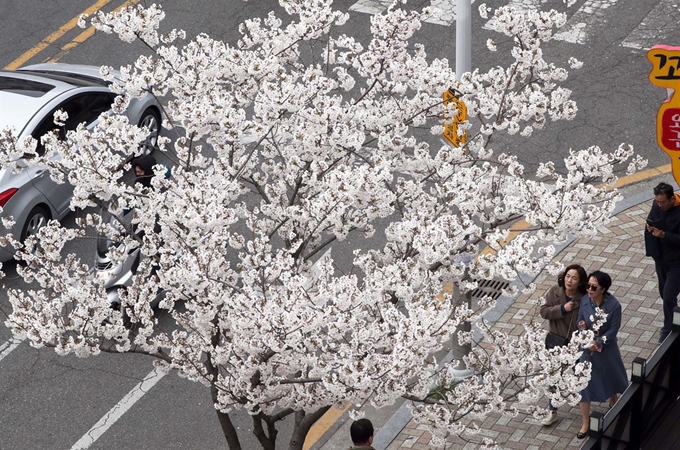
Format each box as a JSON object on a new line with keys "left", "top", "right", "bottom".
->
{"left": 1, "top": 1, "right": 645, "bottom": 448}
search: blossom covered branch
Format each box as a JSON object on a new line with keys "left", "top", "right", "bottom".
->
{"left": 1, "top": 0, "right": 645, "bottom": 448}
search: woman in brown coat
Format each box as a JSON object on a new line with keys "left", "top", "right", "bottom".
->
{"left": 539, "top": 263, "right": 588, "bottom": 426}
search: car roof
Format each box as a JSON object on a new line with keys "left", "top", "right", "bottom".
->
{"left": 0, "top": 71, "right": 79, "bottom": 135}
{"left": 19, "top": 63, "right": 111, "bottom": 81}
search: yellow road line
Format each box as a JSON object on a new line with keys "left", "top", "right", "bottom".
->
{"left": 303, "top": 403, "right": 352, "bottom": 450}
{"left": 61, "top": 27, "right": 98, "bottom": 53}
{"left": 611, "top": 163, "right": 671, "bottom": 188}
{"left": 3, "top": 0, "right": 112, "bottom": 70}
{"left": 47, "top": 0, "right": 142, "bottom": 63}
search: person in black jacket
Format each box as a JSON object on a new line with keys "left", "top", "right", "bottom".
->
{"left": 349, "top": 419, "right": 375, "bottom": 449}
{"left": 132, "top": 154, "right": 158, "bottom": 188}
{"left": 646, "top": 182, "right": 680, "bottom": 342}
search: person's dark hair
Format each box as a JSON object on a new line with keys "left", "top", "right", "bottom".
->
{"left": 588, "top": 270, "right": 612, "bottom": 293}
{"left": 132, "top": 154, "right": 158, "bottom": 188}
{"left": 653, "top": 182, "right": 674, "bottom": 200}
{"left": 557, "top": 264, "right": 588, "bottom": 295}
{"left": 350, "top": 418, "right": 374, "bottom": 445}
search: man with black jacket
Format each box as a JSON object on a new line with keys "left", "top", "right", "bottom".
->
{"left": 132, "top": 154, "right": 158, "bottom": 188}
{"left": 646, "top": 182, "right": 680, "bottom": 342}
{"left": 349, "top": 419, "right": 376, "bottom": 449}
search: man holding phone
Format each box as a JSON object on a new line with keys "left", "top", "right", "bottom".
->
{"left": 645, "top": 182, "right": 680, "bottom": 342}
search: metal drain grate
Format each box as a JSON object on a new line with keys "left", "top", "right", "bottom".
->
{"left": 470, "top": 279, "right": 510, "bottom": 300}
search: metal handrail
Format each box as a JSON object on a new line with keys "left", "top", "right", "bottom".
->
{"left": 580, "top": 308, "right": 680, "bottom": 449}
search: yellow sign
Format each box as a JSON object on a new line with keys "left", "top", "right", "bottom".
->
{"left": 648, "top": 45, "right": 680, "bottom": 185}
{"left": 442, "top": 89, "right": 468, "bottom": 148}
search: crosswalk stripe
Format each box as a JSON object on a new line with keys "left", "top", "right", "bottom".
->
{"left": 427, "top": 0, "right": 458, "bottom": 26}
{"left": 621, "top": 0, "right": 680, "bottom": 51}
{"left": 553, "top": 0, "right": 621, "bottom": 44}
{"left": 482, "top": 0, "right": 546, "bottom": 31}
{"left": 349, "top": 0, "right": 393, "bottom": 15}
{"left": 349, "top": 0, "right": 476, "bottom": 26}
{"left": 349, "top": 0, "right": 680, "bottom": 52}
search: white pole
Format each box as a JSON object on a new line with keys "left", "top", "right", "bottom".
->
{"left": 456, "top": 0, "right": 472, "bottom": 80}
{"left": 450, "top": 2, "right": 473, "bottom": 380}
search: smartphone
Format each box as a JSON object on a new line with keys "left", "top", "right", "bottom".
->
{"left": 647, "top": 218, "right": 661, "bottom": 227}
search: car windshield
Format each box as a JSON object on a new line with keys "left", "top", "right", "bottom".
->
{"left": 0, "top": 76, "right": 54, "bottom": 98}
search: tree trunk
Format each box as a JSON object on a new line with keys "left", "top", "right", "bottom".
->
{"left": 214, "top": 406, "right": 243, "bottom": 450}
{"left": 252, "top": 413, "right": 277, "bottom": 450}
{"left": 287, "top": 406, "right": 332, "bottom": 450}
{"left": 205, "top": 358, "right": 242, "bottom": 450}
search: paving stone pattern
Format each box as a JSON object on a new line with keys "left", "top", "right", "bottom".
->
{"left": 388, "top": 203, "right": 664, "bottom": 450}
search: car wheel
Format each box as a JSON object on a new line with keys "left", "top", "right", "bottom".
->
{"left": 138, "top": 108, "right": 161, "bottom": 155}
{"left": 20, "top": 205, "right": 50, "bottom": 249}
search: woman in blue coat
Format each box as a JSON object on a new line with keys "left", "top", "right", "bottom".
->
{"left": 576, "top": 270, "right": 628, "bottom": 439}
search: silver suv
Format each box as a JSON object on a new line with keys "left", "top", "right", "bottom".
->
{"left": 0, "top": 63, "right": 162, "bottom": 262}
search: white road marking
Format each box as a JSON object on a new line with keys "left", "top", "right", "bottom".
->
{"left": 351, "top": 0, "right": 678, "bottom": 51}
{"left": 71, "top": 367, "right": 167, "bottom": 449}
{"left": 0, "top": 336, "right": 25, "bottom": 363}
{"left": 553, "top": 0, "right": 621, "bottom": 44}
{"left": 482, "top": 0, "right": 547, "bottom": 31}
{"left": 622, "top": 0, "right": 680, "bottom": 50}
{"left": 349, "top": 0, "right": 476, "bottom": 26}
{"left": 349, "top": 0, "right": 393, "bottom": 15}
{"left": 425, "top": 0, "right": 457, "bottom": 25}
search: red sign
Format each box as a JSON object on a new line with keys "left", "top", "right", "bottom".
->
{"left": 661, "top": 108, "right": 680, "bottom": 151}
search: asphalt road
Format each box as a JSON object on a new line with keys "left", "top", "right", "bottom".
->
{"left": 0, "top": 0, "right": 674, "bottom": 449}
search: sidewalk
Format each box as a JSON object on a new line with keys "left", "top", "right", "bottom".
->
{"left": 384, "top": 193, "right": 665, "bottom": 449}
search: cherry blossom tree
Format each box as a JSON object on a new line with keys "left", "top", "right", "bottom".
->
{"left": 1, "top": 0, "right": 645, "bottom": 448}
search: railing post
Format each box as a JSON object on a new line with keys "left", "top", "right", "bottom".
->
{"left": 589, "top": 410, "right": 604, "bottom": 445}
{"left": 631, "top": 357, "right": 647, "bottom": 384}
{"left": 671, "top": 306, "right": 680, "bottom": 396}
{"left": 630, "top": 357, "right": 646, "bottom": 447}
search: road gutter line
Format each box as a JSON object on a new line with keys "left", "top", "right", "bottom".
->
{"left": 71, "top": 366, "right": 166, "bottom": 449}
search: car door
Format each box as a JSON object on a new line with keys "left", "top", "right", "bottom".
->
{"left": 29, "top": 91, "right": 116, "bottom": 215}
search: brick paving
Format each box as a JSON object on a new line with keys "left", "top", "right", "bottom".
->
{"left": 387, "top": 203, "right": 664, "bottom": 450}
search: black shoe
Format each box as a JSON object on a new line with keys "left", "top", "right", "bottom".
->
{"left": 577, "top": 430, "right": 588, "bottom": 439}
{"left": 659, "top": 330, "right": 670, "bottom": 343}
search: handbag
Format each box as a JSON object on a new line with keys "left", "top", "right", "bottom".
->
{"left": 545, "top": 332, "right": 568, "bottom": 349}
{"left": 544, "top": 306, "right": 576, "bottom": 349}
